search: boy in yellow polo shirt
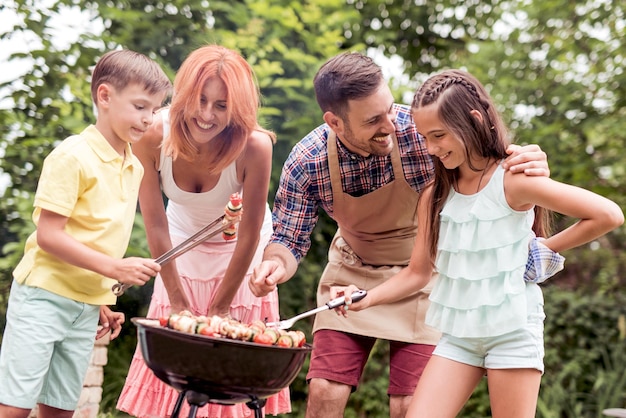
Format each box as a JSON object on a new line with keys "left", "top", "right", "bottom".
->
{"left": 0, "top": 49, "right": 171, "bottom": 418}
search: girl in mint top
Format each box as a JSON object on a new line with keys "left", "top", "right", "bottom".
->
{"left": 427, "top": 161, "right": 536, "bottom": 338}
{"left": 330, "top": 69, "right": 623, "bottom": 418}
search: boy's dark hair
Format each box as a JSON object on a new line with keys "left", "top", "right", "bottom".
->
{"left": 313, "top": 51, "right": 384, "bottom": 119}
{"left": 90, "top": 49, "right": 171, "bottom": 105}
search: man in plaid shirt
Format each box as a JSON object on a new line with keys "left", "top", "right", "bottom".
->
{"left": 249, "top": 51, "right": 557, "bottom": 418}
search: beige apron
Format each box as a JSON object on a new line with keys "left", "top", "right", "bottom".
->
{"left": 313, "top": 131, "right": 440, "bottom": 344}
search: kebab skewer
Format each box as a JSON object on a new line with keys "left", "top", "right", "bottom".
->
{"left": 160, "top": 310, "right": 307, "bottom": 348}
{"left": 222, "top": 193, "right": 242, "bottom": 240}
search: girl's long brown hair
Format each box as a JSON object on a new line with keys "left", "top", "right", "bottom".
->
{"left": 164, "top": 45, "right": 275, "bottom": 173}
{"left": 412, "top": 70, "right": 551, "bottom": 263}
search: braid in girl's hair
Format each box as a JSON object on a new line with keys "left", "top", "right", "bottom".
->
{"left": 414, "top": 74, "right": 485, "bottom": 109}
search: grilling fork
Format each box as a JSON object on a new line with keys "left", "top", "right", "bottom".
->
{"left": 266, "top": 290, "right": 367, "bottom": 330}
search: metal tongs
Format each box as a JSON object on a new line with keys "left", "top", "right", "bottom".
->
{"left": 112, "top": 215, "right": 236, "bottom": 296}
{"left": 266, "top": 289, "right": 367, "bottom": 330}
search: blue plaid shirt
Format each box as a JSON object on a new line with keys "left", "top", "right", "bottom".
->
{"left": 271, "top": 104, "right": 433, "bottom": 262}
{"left": 524, "top": 237, "right": 565, "bottom": 283}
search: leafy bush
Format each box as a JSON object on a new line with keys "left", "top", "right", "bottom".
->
{"left": 538, "top": 287, "right": 626, "bottom": 417}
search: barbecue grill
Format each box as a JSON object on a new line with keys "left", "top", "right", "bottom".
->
{"left": 132, "top": 318, "right": 312, "bottom": 418}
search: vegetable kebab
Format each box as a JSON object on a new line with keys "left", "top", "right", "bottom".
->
{"left": 222, "top": 193, "right": 242, "bottom": 241}
{"left": 160, "top": 311, "right": 307, "bottom": 348}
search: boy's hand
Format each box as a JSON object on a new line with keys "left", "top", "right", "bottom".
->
{"left": 110, "top": 257, "right": 161, "bottom": 286}
{"left": 502, "top": 144, "right": 550, "bottom": 176}
{"left": 97, "top": 306, "right": 125, "bottom": 340}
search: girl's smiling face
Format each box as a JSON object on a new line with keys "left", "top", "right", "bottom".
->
{"left": 413, "top": 104, "right": 466, "bottom": 170}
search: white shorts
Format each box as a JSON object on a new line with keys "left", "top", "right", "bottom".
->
{"left": 433, "top": 287, "right": 546, "bottom": 373}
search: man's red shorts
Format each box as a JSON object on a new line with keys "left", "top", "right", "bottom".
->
{"left": 306, "top": 329, "right": 435, "bottom": 396}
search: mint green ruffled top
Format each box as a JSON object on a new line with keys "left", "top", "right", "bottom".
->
{"left": 425, "top": 163, "right": 535, "bottom": 338}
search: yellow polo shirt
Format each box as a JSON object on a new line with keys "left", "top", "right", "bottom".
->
{"left": 13, "top": 125, "right": 143, "bottom": 305}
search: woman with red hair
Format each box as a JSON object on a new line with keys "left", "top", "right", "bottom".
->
{"left": 117, "top": 45, "right": 288, "bottom": 417}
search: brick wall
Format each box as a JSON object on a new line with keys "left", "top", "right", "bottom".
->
{"left": 28, "top": 334, "right": 110, "bottom": 418}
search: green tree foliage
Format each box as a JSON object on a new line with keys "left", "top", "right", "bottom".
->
{"left": 1, "top": 0, "right": 625, "bottom": 416}
{"left": 448, "top": 0, "right": 626, "bottom": 293}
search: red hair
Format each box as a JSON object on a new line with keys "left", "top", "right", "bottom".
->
{"left": 164, "top": 45, "right": 274, "bottom": 172}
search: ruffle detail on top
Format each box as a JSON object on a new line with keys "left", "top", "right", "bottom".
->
{"left": 426, "top": 164, "right": 535, "bottom": 338}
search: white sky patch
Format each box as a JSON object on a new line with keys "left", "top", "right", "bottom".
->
{"left": 368, "top": 47, "right": 417, "bottom": 105}
{"left": 0, "top": 8, "right": 32, "bottom": 102}
{"left": 513, "top": 103, "right": 543, "bottom": 124}
{"left": 0, "top": 4, "right": 104, "bottom": 108}
{"left": 0, "top": 4, "right": 104, "bottom": 194}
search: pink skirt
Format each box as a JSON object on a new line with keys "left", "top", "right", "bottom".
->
{"left": 117, "top": 233, "right": 291, "bottom": 417}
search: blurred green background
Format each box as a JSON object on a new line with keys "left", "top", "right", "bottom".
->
{"left": 1, "top": 1, "right": 625, "bottom": 416}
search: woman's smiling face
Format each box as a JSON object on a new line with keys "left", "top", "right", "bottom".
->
{"left": 187, "top": 77, "right": 228, "bottom": 145}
